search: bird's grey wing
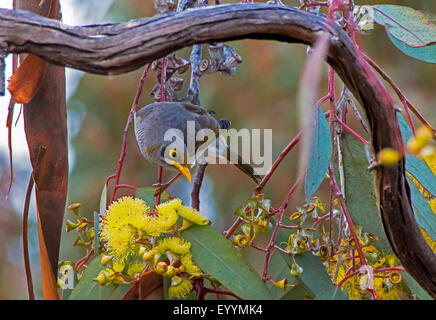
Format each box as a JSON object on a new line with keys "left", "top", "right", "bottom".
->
{"left": 181, "top": 102, "right": 210, "bottom": 116}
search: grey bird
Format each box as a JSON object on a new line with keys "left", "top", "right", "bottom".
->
{"left": 134, "top": 102, "right": 261, "bottom": 192}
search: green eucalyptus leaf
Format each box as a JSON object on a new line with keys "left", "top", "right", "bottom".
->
{"left": 372, "top": 5, "right": 436, "bottom": 48}
{"left": 69, "top": 257, "right": 119, "bottom": 300}
{"left": 397, "top": 114, "right": 436, "bottom": 197}
{"left": 403, "top": 272, "right": 432, "bottom": 300}
{"left": 181, "top": 225, "right": 273, "bottom": 300}
{"left": 341, "top": 133, "right": 393, "bottom": 253}
{"left": 305, "top": 105, "right": 332, "bottom": 201}
{"left": 387, "top": 33, "right": 436, "bottom": 63}
{"left": 407, "top": 176, "right": 436, "bottom": 241}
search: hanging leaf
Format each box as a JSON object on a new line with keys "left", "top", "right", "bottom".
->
{"left": 372, "top": 5, "right": 436, "bottom": 48}
{"left": 397, "top": 114, "right": 436, "bottom": 197}
{"left": 341, "top": 133, "right": 393, "bottom": 253}
{"left": 407, "top": 176, "right": 436, "bottom": 241}
{"left": 297, "top": 32, "right": 329, "bottom": 188}
{"left": 7, "top": 54, "right": 46, "bottom": 103}
{"left": 305, "top": 105, "right": 332, "bottom": 201}
{"left": 69, "top": 257, "right": 120, "bottom": 300}
{"left": 16, "top": 0, "right": 67, "bottom": 300}
{"left": 181, "top": 225, "right": 273, "bottom": 300}
{"left": 386, "top": 33, "right": 436, "bottom": 64}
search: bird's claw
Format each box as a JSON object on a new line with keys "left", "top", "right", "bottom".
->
{"left": 152, "top": 182, "right": 167, "bottom": 196}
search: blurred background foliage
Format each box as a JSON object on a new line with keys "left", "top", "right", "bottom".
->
{"left": 0, "top": 0, "right": 435, "bottom": 299}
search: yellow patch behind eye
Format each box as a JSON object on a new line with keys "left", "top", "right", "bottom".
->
{"left": 145, "top": 145, "right": 157, "bottom": 154}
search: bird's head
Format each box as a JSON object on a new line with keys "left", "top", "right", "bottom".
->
{"left": 159, "top": 140, "right": 192, "bottom": 184}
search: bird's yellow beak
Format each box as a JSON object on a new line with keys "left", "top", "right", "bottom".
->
{"left": 171, "top": 161, "right": 192, "bottom": 184}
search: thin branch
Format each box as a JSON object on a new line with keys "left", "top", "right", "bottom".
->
{"left": 109, "top": 64, "right": 151, "bottom": 204}
{"left": 191, "top": 164, "right": 207, "bottom": 211}
{"left": 263, "top": 173, "right": 304, "bottom": 280}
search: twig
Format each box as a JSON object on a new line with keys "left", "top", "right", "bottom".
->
{"left": 335, "top": 117, "right": 368, "bottom": 145}
{"left": 191, "top": 164, "right": 207, "bottom": 210}
{"left": 109, "top": 64, "right": 151, "bottom": 204}
{"left": 364, "top": 53, "right": 436, "bottom": 137}
{"left": 262, "top": 173, "right": 304, "bottom": 280}
{"left": 328, "top": 166, "right": 366, "bottom": 265}
{"left": 254, "top": 131, "right": 301, "bottom": 195}
{"left": 155, "top": 56, "right": 168, "bottom": 207}
{"left": 223, "top": 217, "right": 242, "bottom": 239}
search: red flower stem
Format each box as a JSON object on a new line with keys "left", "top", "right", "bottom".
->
{"left": 278, "top": 224, "right": 299, "bottom": 230}
{"left": 75, "top": 248, "right": 94, "bottom": 271}
{"left": 109, "top": 64, "right": 151, "bottom": 204}
{"left": 250, "top": 243, "right": 268, "bottom": 252}
{"left": 154, "top": 56, "right": 168, "bottom": 207}
{"left": 335, "top": 117, "right": 368, "bottom": 145}
{"left": 254, "top": 111, "right": 330, "bottom": 196}
{"left": 328, "top": 165, "right": 367, "bottom": 266}
{"left": 116, "top": 184, "right": 142, "bottom": 193}
{"left": 254, "top": 131, "right": 302, "bottom": 195}
{"left": 374, "top": 266, "right": 405, "bottom": 273}
{"left": 363, "top": 54, "right": 436, "bottom": 136}
{"left": 318, "top": 93, "right": 331, "bottom": 104}
{"left": 313, "top": 213, "right": 330, "bottom": 227}
{"left": 224, "top": 217, "right": 242, "bottom": 239}
{"left": 262, "top": 173, "right": 304, "bottom": 280}
{"left": 332, "top": 267, "right": 356, "bottom": 300}
{"left": 274, "top": 244, "right": 292, "bottom": 256}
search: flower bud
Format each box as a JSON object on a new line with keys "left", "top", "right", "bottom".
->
{"left": 232, "top": 234, "right": 249, "bottom": 247}
{"left": 65, "top": 220, "right": 79, "bottom": 232}
{"left": 388, "top": 271, "right": 402, "bottom": 284}
{"left": 290, "top": 262, "right": 303, "bottom": 276}
{"left": 100, "top": 254, "right": 113, "bottom": 265}
{"left": 270, "top": 278, "right": 288, "bottom": 291}
{"left": 155, "top": 261, "right": 168, "bottom": 275}
{"left": 163, "top": 265, "right": 175, "bottom": 278}
{"left": 68, "top": 203, "right": 81, "bottom": 216}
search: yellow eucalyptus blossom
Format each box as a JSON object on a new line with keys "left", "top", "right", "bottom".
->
{"left": 180, "top": 253, "right": 202, "bottom": 276}
{"left": 127, "top": 261, "right": 147, "bottom": 277}
{"left": 177, "top": 206, "right": 210, "bottom": 225}
{"left": 168, "top": 276, "right": 192, "bottom": 299}
{"left": 154, "top": 199, "right": 181, "bottom": 234}
{"left": 100, "top": 197, "right": 156, "bottom": 261}
{"left": 112, "top": 258, "right": 125, "bottom": 273}
{"left": 157, "top": 237, "right": 191, "bottom": 256}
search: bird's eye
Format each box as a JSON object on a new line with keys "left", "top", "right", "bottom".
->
{"left": 169, "top": 149, "right": 177, "bottom": 158}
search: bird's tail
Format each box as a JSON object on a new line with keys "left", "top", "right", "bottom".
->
{"left": 204, "top": 136, "right": 262, "bottom": 184}
{"left": 224, "top": 144, "right": 262, "bottom": 185}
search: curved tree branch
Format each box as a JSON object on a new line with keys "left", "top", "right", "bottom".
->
{"left": 1, "top": 3, "right": 434, "bottom": 297}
